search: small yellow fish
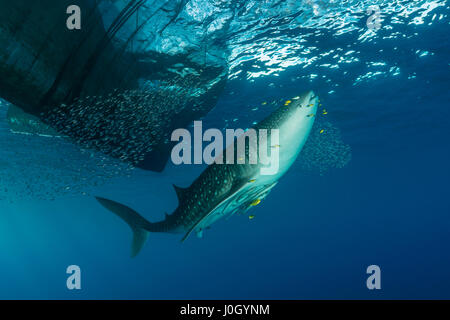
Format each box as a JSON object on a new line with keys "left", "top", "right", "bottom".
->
{"left": 249, "top": 179, "right": 256, "bottom": 183}
{"left": 249, "top": 215, "right": 255, "bottom": 220}
{"left": 307, "top": 114, "right": 315, "bottom": 118}
{"left": 308, "top": 104, "right": 314, "bottom": 107}
{"left": 320, "top": 129, "right": 324, "bottom": 134}
{"left": 262, "top": 102, "right": 267, "bottom": 105}
{"left": 250, "top": 199, "right": 261, "bottom": 206}
{"left": 322, "top": 109, "right": 328, "bottom": 115}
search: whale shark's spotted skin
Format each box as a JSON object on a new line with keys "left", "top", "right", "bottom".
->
{"left": 96, "top": 91, "right": 318, "bottom": 256}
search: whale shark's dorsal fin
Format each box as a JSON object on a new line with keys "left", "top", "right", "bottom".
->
{"left": 173, "top": 184, "right": 189, "bottom": 201}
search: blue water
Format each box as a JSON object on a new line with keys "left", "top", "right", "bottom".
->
{"left": 0, "top": 1, "right": 449, "bottom": 299}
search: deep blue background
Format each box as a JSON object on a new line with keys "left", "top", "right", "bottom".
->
{"left": 0, "top": 6, "right": 449, "bottom": 299}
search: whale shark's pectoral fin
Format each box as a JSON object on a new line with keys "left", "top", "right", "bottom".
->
{"left": 181, "top": 181, "right": 279, "bottom": 242}
{"left": 180, "top": 198, "right": 235, "bottom": 243}
{"left": 180, "top": 179, "right": 250, "bottom": 243}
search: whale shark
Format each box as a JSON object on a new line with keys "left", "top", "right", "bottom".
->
{"left": 96, "top": 91, "right": 319, "bottom": 257}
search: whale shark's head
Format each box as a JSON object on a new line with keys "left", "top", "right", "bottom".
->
{"left": 290, "top": 90, "right": 319, "bottom": 116}
{"left": 281, "top": 90, "right": 319, "bottom": 128}
{"left": 256, "top": 90, "right": 318, "bottom": 131}
{"left": 255, "top": 90, "right": 318, "bottom": 177}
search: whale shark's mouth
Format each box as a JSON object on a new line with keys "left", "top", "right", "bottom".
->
{"left": 305, "top": 91, "right": 319, "bottom": 104}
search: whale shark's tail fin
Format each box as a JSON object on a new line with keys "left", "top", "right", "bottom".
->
{"left": 96, "top": 197, "right": 151, "bottom": 258}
